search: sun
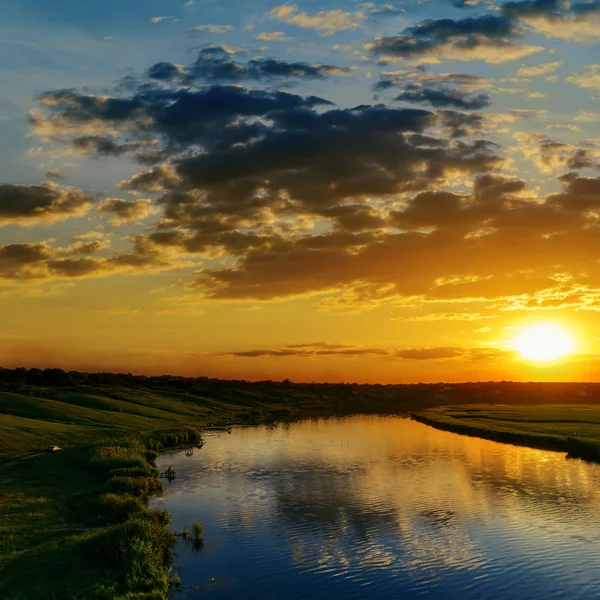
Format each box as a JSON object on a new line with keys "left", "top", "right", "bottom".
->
{"left": 509, "top": 322, "right": 576, "bottom": 362}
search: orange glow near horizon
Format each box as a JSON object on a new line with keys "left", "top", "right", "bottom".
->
{"left": 5, "top": 3, "right": 600, "bottom": 385}
{"left": 508, "top": 323, "right": 577, "bottom": 363}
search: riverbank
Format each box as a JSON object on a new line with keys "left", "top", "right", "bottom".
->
{"left": 413, "top": 405, "right": 600, "bottom": 463}
{"left": 6, "top": 372, "right": 600, "bottom": 598}
{"left": 0, "top": 427, "right": 207, "bottom": 599}
{"left": 1, "top": 373, "right": 436, "bottom": 599}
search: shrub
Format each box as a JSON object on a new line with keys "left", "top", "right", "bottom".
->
{"left": 91, "top": 442, "right": 147, "bottom": 471}
{"left": 96, "top": 512, "right": 175, "bottom": 598}
{"left": 108, "top": 465, "right": 159, "bottom": 478}
{"left": 109, "top": 476, "right": 150, "bottom": 497}
{"left": 144, "top": 427, "right": 203, "bottom": 451}
{"left": 99, "top": 493, "right": 145, "bottom": 522}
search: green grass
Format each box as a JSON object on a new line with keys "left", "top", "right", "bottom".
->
{"left": 0, "top": 433, "right": 194, "bottom": 600}
{"left": 8, "top": 372, "right": 600, "bottom": 598}
{"left": 0, "top": 374, "right": 432, "bottom": 599}
{"left": 414, "top": 404, "right": 600, "bottom": 461}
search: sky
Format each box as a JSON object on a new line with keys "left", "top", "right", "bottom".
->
{"left": 2, "top": 0, "right": 600, "bottom": 382}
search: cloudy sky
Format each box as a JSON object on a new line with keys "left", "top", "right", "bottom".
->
{"left": 2, "top": 0, "right": 600, "bottom": 382}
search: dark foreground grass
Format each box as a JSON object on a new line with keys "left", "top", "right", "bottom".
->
{"left": 0, "top": 428, "right": 204, "bottom": 600}
{"left": 414, "top": 404, "right": 600, "bottom": 462}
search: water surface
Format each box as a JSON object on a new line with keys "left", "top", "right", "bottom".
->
{"left": 152, "top": 415, "right": 600, "bottom": 599}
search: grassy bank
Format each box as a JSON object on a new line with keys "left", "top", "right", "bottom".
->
{"left": 1, "top": 427, "right": 204, "bottom": 599}
{"left": 7, "top": 371, "right": 600, "bottom": 598}
{"left": 413, "top": 405, "right": 600, "bottom": 462}
{"left": 1, "top": 370, "right": 440, "bottom": 599}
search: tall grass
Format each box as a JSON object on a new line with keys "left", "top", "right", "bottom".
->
{"left": 192, "top": 522, "right": 204, "bottom": 545}
{"left": 93, "top": 509, "right": 176, "bottom": 599}
{"left": 144, "top": 427, "right": 203, "bottom": 451}
{"left": 83, "top": 428, "right": 202, "bottom": 598}
{"left": 91, "top": 442, "right": 148, "bottom": 471}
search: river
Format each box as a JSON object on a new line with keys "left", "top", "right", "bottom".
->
{"left": 151, "top": 415, "right": 600, "bottom": 599}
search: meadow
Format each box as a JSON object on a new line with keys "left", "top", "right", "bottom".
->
{"left": 0, "top": 370, "right": 432, "bottom": 600}
{"left": 414, "top": 404, "right": 600, "bottom": 461}
{"left": 4, "top": 370, "right": 600, "bottom": 598}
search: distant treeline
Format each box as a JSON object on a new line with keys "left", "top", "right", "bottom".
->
{"left": 2, "top": 366, "right": 600, "bottom": 403}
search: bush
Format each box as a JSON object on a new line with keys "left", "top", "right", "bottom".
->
{"left": 109, "top": 476, "right": 150, "bottom": 497}
{"left": 91, "top": 442, "right": 147, "bottom": 471}
{"left": 95, "top": 512, "right": 175, "bottom": 598}
{"left": 144, "top": 427, "right": 203, "bottom": 451}
{"left": 99, "top": 493, "right": 145, "bottom": 522}
{"left": 566, "top": 437, "right": 600, "bottom": 461}
{"left": 108, "top": 465, "right": 159, "bottom": 479}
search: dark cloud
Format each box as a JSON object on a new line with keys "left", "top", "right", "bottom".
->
{"left": 98, "top": 198, "right": 157, "bottom": 225}
{"left": 0, "top": 236, "right": 173, "bottom": 281}
{"left": 500, "top": 0, "right": 600, "bottom": 40}
{"left": 71, "top": 135, "right": 153, "bottom": 157}
{"left": 365, "top": 15, "right": 542, "bottom": 63}
{"left": 219, "top": 347, "right": 388, "bottom": 358}
{"left": 395, "top": 87, "right": 491, "bottom": 110}
{"left": 218, "top": 343, "right": 509, "bottom": 361}
{"left": 0, "top": 243, "right": 51, "bottom": 279}
{"left": 500, "top": 0, "right": 600, "bottom": 20}
{"left": 146, "top": 46, "right": 353, "bottom": 85}
{"left": 33, "top": 85, "right": 332, "bottom": 158}
{"left": 182, "top": 171, "right": 600, "bottom": 303}
{"left": 0, "top": 183, "right": 92, "bottom": 226}
{"left": 394, "top": 347, "right": 464, "bottom": 360}
{"left": 374, "top": 71, "right": 488, "bottom": 93}
{"left": 501, "top": 0, "right": 564, "bottom": 19}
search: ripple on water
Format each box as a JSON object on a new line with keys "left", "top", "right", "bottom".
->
{"left": 152, "top": 416, "right": 600, "bottom": 600}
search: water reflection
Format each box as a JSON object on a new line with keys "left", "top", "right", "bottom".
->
{"left": 152, "top": 416, "right": 600, "bottom": 599}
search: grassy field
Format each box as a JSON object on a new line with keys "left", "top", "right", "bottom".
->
{"left": 414, "top": 404, "right": 600, "bottom": 461}
{"left": 6, "top": 372, "right": 600, "bottom": 598}
{"left": 0, "top": 374, "right": 435, "bottom": 599}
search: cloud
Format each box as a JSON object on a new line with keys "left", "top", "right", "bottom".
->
{"left": 97, "top": 198, "right": 160, "bottom": 226}
{"left": 501, "top": 0, "right": 600, "bottom": 41}
{"left": 375, "top": 70, "right": 491, "bottom": 92}
{"left": 0, "top": 236, "right": 181, "bottom": 281}
{"left": 191, "top": 24, "right": 234, "bottom": 34}
{"left": 516, "top": 60, "right": 562, "bottom": 76}
{"left": 365, "top": 15, "right": 544, "bottom": 63}
{"left": 0, "top": 182, "right": 93, "bottom": 227}
{"left": 513, "top": 132, "right": 599, "bottom": 172}
{"left": 395, "top": 87, "right": 491, "bottom": 110}
{"left": 566, "top": 64, "right": 600, "bottom": 90}
{"left": 33, "top": 84, "right": 332, "bottom": 159}
{"left": 218, "top": 342, "right": 509, "bottom": 361}
{"left": 219, "top": 342, "right": 389, "bottom": 358}
{"left": 150, "top": 16, "right": 173, "bottom": 24}
{"left": 182, "top": 171, "right": 600, "bottom": 303}
{"left": 375, "top": 68, "right": 491, "bottom": 110}
{"left": 55, "top": 238, "right": 111, "bottom": 257}
{"left": 394, "top": 347, "right": 464, "bottom": 360}
{"left": 144, "top": 47, "right": 353, "bottom": 87}
{"left": 255, "top": 31, "right": 293, "bottom": 41}
{"left": 403, "top": 312, "right": 495, "bottom": 321}
{"left": 26, "top": 50, "right": 600, "bottom": 311}
{"left": 270, "top": 4, "right": 366, "bottom": 35}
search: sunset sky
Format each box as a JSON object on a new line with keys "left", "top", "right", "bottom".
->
{"left": 2, "top": 0, "right": 600, "bottom": 382}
